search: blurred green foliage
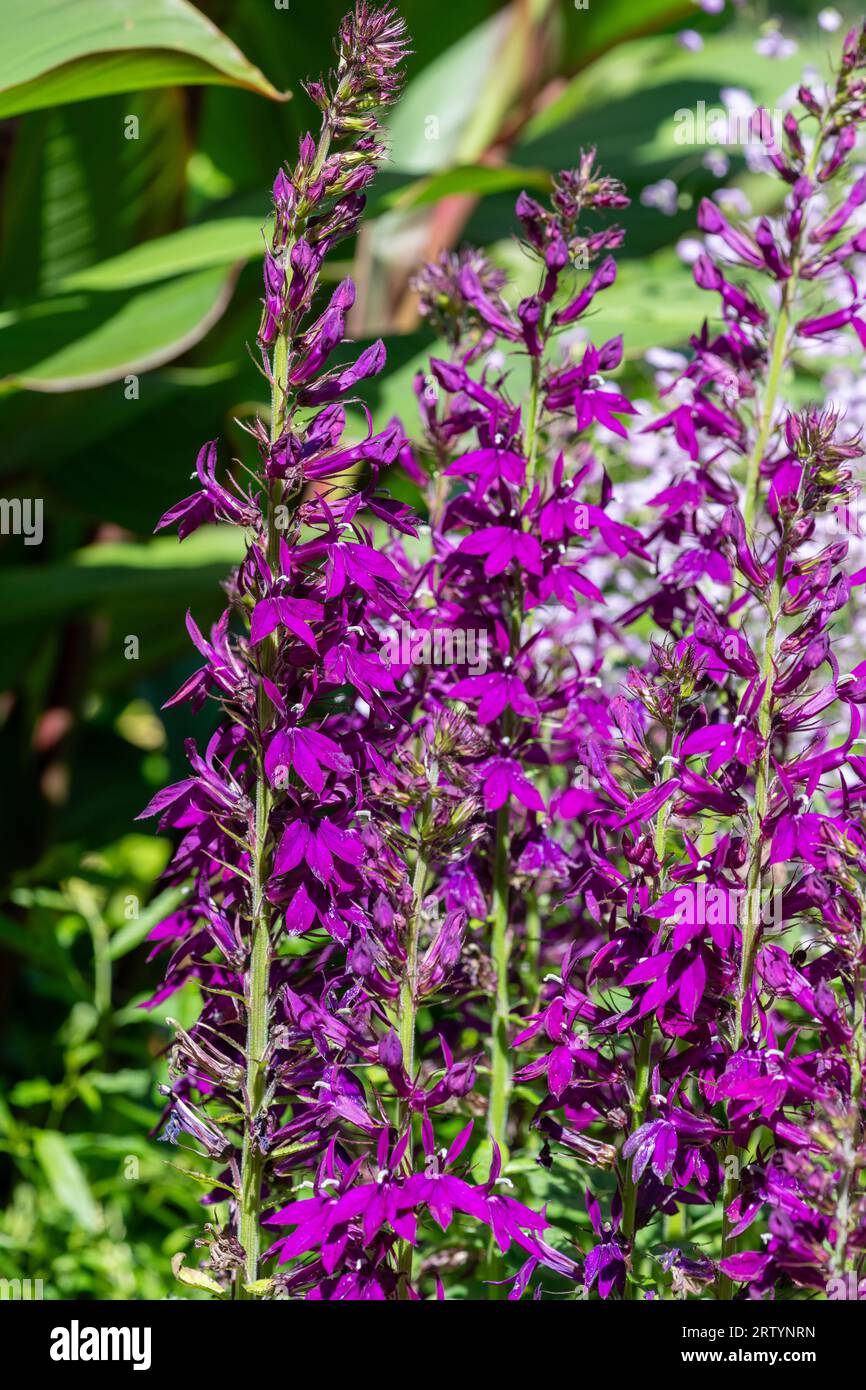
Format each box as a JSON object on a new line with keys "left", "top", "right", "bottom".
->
{"left": 0, "top": 0, "right": 853, "bottom": 1298}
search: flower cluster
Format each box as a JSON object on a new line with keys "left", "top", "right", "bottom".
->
{"left": 505, "top": 23, "right": 866, "bottom": 1299}
{"left": 142, "top": 8, "right": 866, "bottom": 1300}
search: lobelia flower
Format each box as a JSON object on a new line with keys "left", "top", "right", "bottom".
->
{"left": 138, "top": 9, "right": 866, "bottom": 1303}
{"left": 392, "top": 158, "right": 647, "bottom": 1186}
{"left": 135, "top": 5, "right": 509, "bottom": 1302}
{"left": 501, "top": 22, "right": 866, "bottom": 1301}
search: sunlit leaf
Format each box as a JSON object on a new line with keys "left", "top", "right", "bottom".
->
{"left": 171, "top": 1251, "right": 227, "bottom": 1296}
{"left": 33, "top": 1131, "right": 101, "bottom": 1232}
{"left": 0, "top": 0, "right": 287, "bottom": 118}
{"left": 60, "top": 218, "right": 270, "bottom": 292}
{"left": 0, "top": 264, "right": 241, "bottom": 391}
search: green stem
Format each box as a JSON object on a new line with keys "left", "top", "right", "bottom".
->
{"left": 238, "top": 775, "right": 272, "bottom": 1296}
{"left": 621, "top": 1016, "right": 654, "bottom": 1299}
{"left": 89, "top": 911, "right": 112, "bottom": 1019}
{"left": 742, "top": 126, "right": 831, "bottom": 532}
{"left": 236, "top": 277, "right": 296, "bottom": 1297}
{"left": 832, "top": 959, "right": 866, "bottom": 1280}
{"left": 234, "top": 82, "right": 363, "bottom": 1301}
{"left": 719, "top": 544, "right": 786, "bottom": 1294}
{"left": 722, "top": 108, "right": 839, "bottom": 1298}
{"left": 737, "top": 542, "right": 785, "bottom": 1024}
{"left": 398, "top": 841, "right": 430, "bottom": 1085}
{"left": 396, "top": 827, "right": 430, "bottom": 1298}
{"left": 851, "top": 960, "right": 865, "bottom": 1121}
{"left": 525, "top": 355, "right": 542, "bottom": 496}
{"left": 743, "top": 298, "right": 790, "bottom": 533}
{"left": 521, "top": 891, "right": 542, "bottom": 1010}
{"left": 489, "top": 802, "right": 512, "bottom": 1155}
{"left": 486, "top": 324, "right": 546, "bottom": 1154}
{"left": 621, "top": 713, "right": 677, "bottom": 1298}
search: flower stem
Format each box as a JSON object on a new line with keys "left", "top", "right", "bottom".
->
{"left": 832, "top": 957, "right": 866, "bottom": 1279}
{"left": 738, "top": 543, "right": 785, "bottom": 1021}
{"left": 521, "top": 891, "right": 542, "bottom": 1010}
{"left": 743, "top": 297, "right": 790, "bottom": 533}
{"left": 489, "top": 802, "right": 512, "bottom": 1155}
{"left": 396, "top": 825, "right": 430, "bottom": 1298}
{"left": 742, "top": 127, "right": 830, "bottom": 532}
{"left": 525, "top": 354, "right": 542, "bottom": 495}
{"left": 398, "top": 837, "right": 431, "bottom": 1084}
{"left": 238, "top": 775, "right": 272, "bottom": 1296}
{"left": 236, "top": 316, "right": 292, "bottom": 1297}
{"left": 621, "top": 1016, "right": 654, "bottom": 1299}
{"left": 719, "top": 542, "right": 786, "bottom": 1294}
{"left": 621, "top": 714, "right": 676, "bottom": 1298}
{"left": 487, "top": 336, "right": 546, "bottom": 1153}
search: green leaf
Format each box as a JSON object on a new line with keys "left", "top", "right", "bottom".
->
{"left": 0, "top": 0, "right": 287, "bottom": 119}
{"left": 0, "top": 263, "right": 241, "bottom": 391}
{"left": 386, "top": 10, "right": 514, "bottom": 173}
{"left": 171, "top": 1252, "right": 226, "bottom": 1297}
{"left": 522, "top": 32, "right": 829, "bottom": 168}
{"left": 8, "top": 1078, "right": 55, "bottom": 1107}
{"left": 108, "top": 885, "right": 189, "bottom": 961}
{"left": 0, "top": 910, "right": 69, "bottom": 972}
{"left": 163, "top": 1166, "right": 239, "bottom": 1200}
{"left": 243, "top": 1278, "right": 274, "bottom": 1296}
{"left": 0, "top": 93, "right": 188, "bottom": 302}
{"left": 564, "top": 0, "right": 695, "bottom": 64}
{"left": 0, "top": 529, "right": 243, "bottom": 633}
{"left": 60, "top": 217, "right": 270, "bottom": 292}
{"left": 33, "top": 1130, "right": 101, "bottom": 1232}
{"left": 85, "top": 1069, "right": 150, "bottom": 1096}
{"left": 382, "top": 163, "right": 551, "bottom": 212}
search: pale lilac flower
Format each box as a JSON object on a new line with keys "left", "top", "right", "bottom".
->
{"left": 640, "top": 179, "right": 679, "bottom": 216}
{"left": 703, "top": 149, "right": 730, "bottom": 178}
{"left": 678, "top": 30, "right": 704, "bottom": 53}
{"left": 755, "top": 28, "right": 798, "bottom": 61}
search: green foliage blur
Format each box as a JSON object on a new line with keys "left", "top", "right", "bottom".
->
{"left": 0, "top": 0, "right": 849, "bottom": 1299}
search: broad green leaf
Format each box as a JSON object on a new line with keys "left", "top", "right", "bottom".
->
{"left": 522, "top": 32, "right": 829, "bottom": 166}
{"left": 0, "top": 530, "right": 242, "bottom": 629}
{"left": 0, "top": 0, "right": 287, "bottom": 119}
{"left": 33, "top": 1130, "right": 101, "bottom": 1232}
{"left": 563, "top": 0, "right": 694, "bottom": 65}
{"left": 52, "top": 222, "right": 349, "bottom": 297}
{"left": 385, "top": 4, "right": 562, "bottom": 175}
{"left": 511, "top": 30, "right": 832, "bottom": 260}
{"left": 0, "top": 263, "right": 241, "bottom": 391}
{"left": 60, "top": 218, "right": 269, "bottom": 291}
{"left": 0, "top": 92, "right": 188, "bottom": 302}
{"left": 383, "top": 163, "right": 551, "bottom": 212}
